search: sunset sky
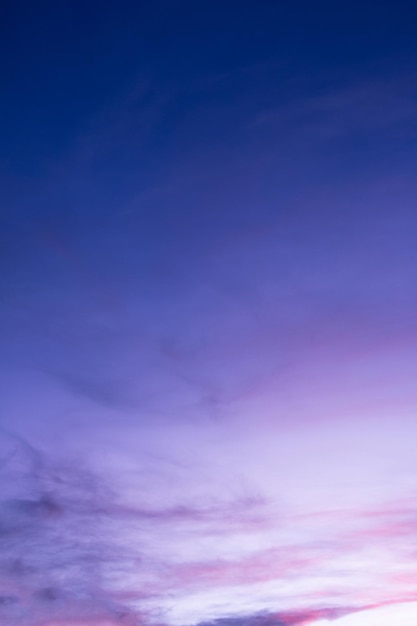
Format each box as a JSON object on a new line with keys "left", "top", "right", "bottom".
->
{"left": 1, "top": 1, "right": 417, "bottom": 625}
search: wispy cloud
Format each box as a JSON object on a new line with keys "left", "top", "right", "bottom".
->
{"left": 252, "top": 74, "right": 417, "bottom": 145}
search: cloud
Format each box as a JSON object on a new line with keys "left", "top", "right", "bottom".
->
{"left": 252, "top": 74, "right": 417, "bottom": 152}
{"left": 194, "top": 606, "right": 366, "bottom": 626}
{"left": 0, "top": 433, "right": 142, "bottom": 625}
{"left": 0, "top": 433, "right": 269, "bottom": 625}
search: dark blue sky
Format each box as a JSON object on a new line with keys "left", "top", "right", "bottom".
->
{"left": 2, "top": 0, "right": 416, "bottom": 276}
{"left": 1, "top": 0, "right": 416, "bottom": 175}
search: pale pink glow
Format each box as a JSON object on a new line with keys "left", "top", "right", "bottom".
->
{"left": 3, "top": 326, "right": 407, "bottom": 626}
{"left": 81, "top": 391, "right": 417, "bottom": 625}
{"left": 2, "top": 319, "right": 417, "bottom": 626}
{"left": 41, "top": 600, "right": 417, "bottom": 626}
{"left": 315, "top": 601, "right": 417, "bottom": 625}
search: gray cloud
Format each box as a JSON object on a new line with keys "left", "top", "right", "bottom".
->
{"left": 0, "top": 433, "right": 141, "bottom": 625}
{"left": 0, "top": 433, "right": 270, "bottom": 625}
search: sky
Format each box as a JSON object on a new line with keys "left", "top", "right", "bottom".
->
{"left": 1, "top": 1, "right": 417, "bottom": 625}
